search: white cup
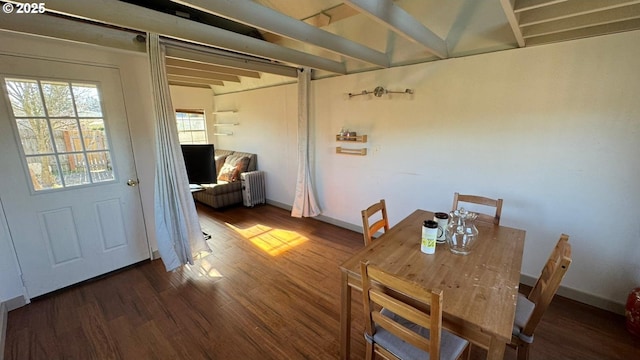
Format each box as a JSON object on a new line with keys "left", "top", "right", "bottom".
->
{"left": 434, "top": 212, "right": 449, "bottom": 243}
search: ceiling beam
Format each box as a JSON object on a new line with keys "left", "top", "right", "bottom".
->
{"left": 165, "top": 58, "right": 261, "bottom": 79}
{"left": 41, "top": 0, "right": 346, "bottom": 74}
{"left": 519, "top": 0, "right": 640, "bottom": 27}
{"left": 344, "top": 0, "right": 448, "bottom": 58}
{"left": 522, "top": 3, "right": 640, "bottom": 38}
{"left": 525, "top": 17, "right": 640, "bottom": 45}
{"left": 169, "top": 81, "right": 216, "bottom": 89}
{"left": 302, "top": 4, "right": 360, "bottom": 27}
{"left": 0, "top": 12, "right": 145, "bottom": 53}
{"left": 167, "top": 75, "right": 224, "bottom": 86}
{"left": 165, "top": 46, "right": 298, "bottom": 78}
{"left": 499, "top": 0, "right": 526, "bottom": 47}
{"left": 514, "top": 0, "right": 568, "bottom": 13}
{"left": 171, "top": 0, "right": 389, "bottom": 68}
{"left": 166, "top": 66, "right": 240, "bottom": 82}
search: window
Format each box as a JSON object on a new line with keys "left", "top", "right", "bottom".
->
{"left": 176, "top": 110, "right": 207, "bottom": 144}
{"left": 3, "top": 77, "right": 114, "bottom": 192}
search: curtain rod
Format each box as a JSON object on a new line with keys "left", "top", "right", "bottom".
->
{"left": 135, "top": 34, "right": 299, "bottom": 78}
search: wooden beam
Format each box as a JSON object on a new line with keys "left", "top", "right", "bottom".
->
{"left": 168, "top": 81, "right": 215, "bottom": 89}
{"left": 344, "top": 0, "right": 448, "bottom": 58}
{"left": 303, "top": 4, "right": 360, "bottom": 27}
{"left": 514, "top": 0, "right": 568, "bottom": 13}
{"left": 499, "top": 0, "right": 526, "bottom": 47}
{"left": 0, "top": 12, "right": 145, "bottom": 53}
{"left": 165, "top": 58, "right": 260, "bottom": 79}
{"left": 167, "top": 75, "right": 224, "bottom": 86}
{"left": 166, "top": 66, "right": 240, "bottom": 82}
{"left": 525, "top": 17, "right": 640, "bottom": 45}
{"left": 522, "top": 3, "right": 640, "bottom": 38}
{"left": 165, "top": 47, "right": 298, "bottom": 78}
{"left": 42, "top": 0, "right": 346, "bottom": 74}
{"left": 519, "top": 0, "right": 640, "bottom": 27}
{"left": 171, "top": 0, "right": 389, "bottom": 68}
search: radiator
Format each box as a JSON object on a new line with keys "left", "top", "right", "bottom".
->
{"left": 241, "top": 171, "right": 266, "bottom": 207}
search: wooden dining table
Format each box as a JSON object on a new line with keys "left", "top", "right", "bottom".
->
{"left": 339, "top": 209, "right": 526, "bottom": 359}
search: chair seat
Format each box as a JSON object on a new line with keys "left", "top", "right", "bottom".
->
{"left": 366, "top": 308, "right": 469, "bottom": 360}
{"left": 512, "top": 293, "right": 536, "bottom": 343}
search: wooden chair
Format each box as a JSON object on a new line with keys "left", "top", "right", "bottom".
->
{"left": 361, "top": 199, "right": 389, "bottom": 246}
{"left": 360, "top": 260, "right": 469, "bottom": 360}
{"left": 452, "top": 192, "right": 503, "bottom": 225}
{"left": 510, "top": 234, "right": 572, "bottom": 360}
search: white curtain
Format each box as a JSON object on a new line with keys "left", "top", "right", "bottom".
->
{"left": 291, "top": 68, "right": 321, "bottom": 218}
{"left": 147, "top": 33, "right": 208, "bottom": 271}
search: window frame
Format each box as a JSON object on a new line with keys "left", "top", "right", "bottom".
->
{"left": 1, "top": 75, "right": 117, "bottom": 194}
{"left": 175, "top": 109, "right": 208, "bottom": 145}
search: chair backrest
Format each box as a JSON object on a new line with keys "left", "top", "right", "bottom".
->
{"left": 361, "top": 199, "right": 390, "bottom": 246}
{"left": 452, "top": 192, "right": 503, "bottom": 225}
{"left": 522, "top": 234, "right": 572, "bottom": 337}
{"left": 360, "top": 260, "right": 444, "bottom": 359}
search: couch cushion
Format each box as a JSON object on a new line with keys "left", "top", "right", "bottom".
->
{"left": 216, "top": 149, "right": 257, "bottom": 172}
{"left": 218, "top": 162, "right": 239, "bottom": 182}
{"left": 214, "top": 154, "right": 228, "bottom": 175}
{"left": 224, "top": 154, "right": 250, "bottom": 173}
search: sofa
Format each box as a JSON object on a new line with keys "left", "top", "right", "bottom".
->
{"left": 192, "top": 149, "right": 258, "bottom": 209}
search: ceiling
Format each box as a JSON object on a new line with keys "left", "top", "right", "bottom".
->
{"left": 2, "top": 0, "right": 640, "bottom": 94}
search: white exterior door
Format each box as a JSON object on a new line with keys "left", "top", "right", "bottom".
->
{"left": 0, "top": 55, "right": 150, "bottom": 298}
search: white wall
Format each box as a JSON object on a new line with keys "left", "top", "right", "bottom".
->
{"left": 0, "top": 31, "right": 157, "bottom": 302}
{"left": 0, "top": 199, "right": 23, "bottom": 304}
{"left": 169, "top": 85, "right": 216, "bottom": 143}
{"left": 213, "top": 85, "right": 299, "bottom": 204}
{"left": 214, "top": 30, "right": 640, "bottom": 310}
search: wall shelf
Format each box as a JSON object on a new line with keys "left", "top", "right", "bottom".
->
{"left": 214, "top": 131, "right": 233, "bottom": 136}
{"left": 213, "top": 123, "right": 240, "bottom": 126}
{"left": 212, "top": 110, "right": 237, "bottom": 114}
{"left": 336, "top": 147, "right": 367, "bottom": 156}
{"left": 336, "top": 134, "right": 367, "bottom": 143}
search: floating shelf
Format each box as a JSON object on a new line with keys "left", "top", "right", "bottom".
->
{"left": 214, "top": 131, "right": 233, "bottom": 136}
{"left": 213, "top": 123, "right": 240, "bottom": 126}
{"left": 212, "top": 110, "right": 237, "bottom": 114}
{"left": 336, "top": 134, "right": 367, "bottom": 143}
{"left": 336, "top": 147, "right": 367, "bottom": 156}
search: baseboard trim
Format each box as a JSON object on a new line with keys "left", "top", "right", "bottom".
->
{"left": 1, "top": 301, "right": 7, "bottom": 360}
{"left": 265, "top": 199, "right": 292, "bottom": 211}
{"left": 266, "top": 199, "right": 363, "bottom": 233}
{"left": 520, "top": 274, "right": 625, "bottom": 315}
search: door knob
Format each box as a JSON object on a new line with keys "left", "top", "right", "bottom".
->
{"left": 127, "top": 179, "right": 139, "bottom": 187}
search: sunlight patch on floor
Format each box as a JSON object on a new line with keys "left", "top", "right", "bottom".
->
{"left": 226, "top": 223, "right": 308, "bottom": 256}
{"left": 185, "top": 257, "right": 224, "bottom": 280}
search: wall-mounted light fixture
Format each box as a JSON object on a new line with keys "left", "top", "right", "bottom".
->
{"left": 348, "top": 86, "right": 414, "bottom": 98}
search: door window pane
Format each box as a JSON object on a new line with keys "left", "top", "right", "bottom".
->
{"left": 3, "top": 77, "right": 116, "bottom": 192}
{"left": 87, "top": 151, "right": 114, "bottom": 182}
{"left": 80, "top": 119, "right": 109, "bottom": 150}
{"left": 51, "top": 119, "right": 81, "bottom": 153}
{"left": 5, "top": 79, "right": 45, "bottom": 117}
{"left": 72, "top": 84, "right": 103, "bottom": 117}
{"left": 26, "top": 155, "right": 62, "bottom": 191}
{"left": 60, "top": 153, "right": 90, "bottom": 187}
{"left": 42, "top": 81, "right": 75, "bottom": 117}
{"left": 15, "top": 118, "right": 54, "bottom": 155}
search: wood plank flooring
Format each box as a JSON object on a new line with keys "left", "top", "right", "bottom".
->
{"left": 4, "top": 204, "right": 640, "bottom": 359}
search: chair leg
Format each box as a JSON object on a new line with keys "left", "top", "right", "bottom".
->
{"left": 365, "top": 341, "right": 374, "bottom": 360}
{"left": 459, "top": 343, "right": 471, "bottom": 360}
{"left": 516, "top": 343, "right": 530, "bottom": 360}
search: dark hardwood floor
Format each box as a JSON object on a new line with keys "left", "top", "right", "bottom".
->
{"left": 4, "top": 204, "right": 640, "bottom": 359}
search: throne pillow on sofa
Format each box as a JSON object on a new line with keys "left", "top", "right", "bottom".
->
{"left": 217, "top": 156, "right": 250, "bottom": 182}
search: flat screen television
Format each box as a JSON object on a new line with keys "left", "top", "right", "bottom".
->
{"left": 181, "top": 144, "right": 217, "bottom": 185}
